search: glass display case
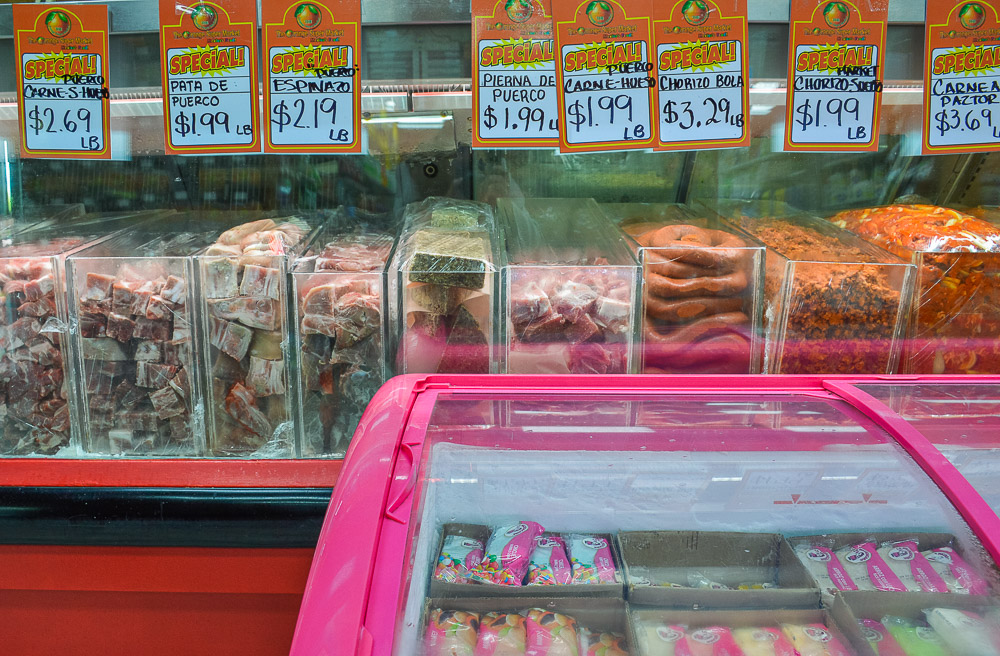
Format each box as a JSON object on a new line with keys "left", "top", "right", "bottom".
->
{"left": 497, "top": 197, "right": 639, "bottom": 375}
{"left": 290, "top": 375, "right": 1000, "bottom": 655}
{"left": 603, "top": 203, "right": 766, "bottom": 375}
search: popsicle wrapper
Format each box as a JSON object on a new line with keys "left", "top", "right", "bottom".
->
{"left": 859, "top": 619, "right": 908, "bottom": 656}
{"left": 798, "top": 544, "right": 858, "bottom": 592}
{"left": 567, "top": 534, "right": 617, "bottom": 584}
{"left": 425, "top": 609, "right": 479, "bottom": 656}
{"left": 525, "top": 609, "right": 580, "bottom": 656}
{"left": 528, "top": 536, "right": 573, "bottom": 586}
{"left": 579, "top": 629, "right": 628, "bottom": 656}
{"left": 732, "top": 626, "right": 799, "bottom": 656}
{"left": 471, "top": 521, "right": 545, "bottom": 586}
{"left": 924, "top": 546, "right": 990, "bottom": 595}
{"left": 843, "top": 541, "right": 907, "bottom": 592}
{"left": 781, "top": 623, "right": 852, "bottom": 656}
{"left": 475, "top": 612, "right": 526, "bottom": 656}
{"left": 435, "top": 535, "right": 485, "bottom": 584}
{"left": 924, "top": 607, "right": 1000, "bottom": 656}
{"left": 883, "top": 616, "right": 949, "bottom": 656}
{"left": 676, "top": 626, "right": 745, "bottom": 656}
{"left": 882, "top": 540, "right": 949, "bottom": 593}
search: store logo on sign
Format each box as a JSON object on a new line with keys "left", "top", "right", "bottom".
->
{"left": 586, "top": 1, "right": 614, "bottom": 27}
{"left": 505, "top": 0, "right": 533, "bottom": 23}
{"left": 45, "top": 10, "right": 72, "bottom": 38}
{"left": 190, "top": 4, "right": 219, "bottom": 31}
{"left": 823, "top": 2, "right": 850, "bottom": 29}
{"left": 960, "top": 3, "right": 987, "bottom": 30}
{"left": 295, "top": 3, "right": 322, "bottom": 30}
{"left": 681, "top": 0, "right": 710, "bottom": 26}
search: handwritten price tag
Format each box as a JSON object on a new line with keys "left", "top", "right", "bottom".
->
{"left": 14, "top": 4, "right": 111, "bottom": 159}
{"left": 923, "top": 1, "right": 1000, "bottom": 154}
{"left": 474, "top": 0, "right": 558, "bottom": 148}
{"left": 263, "top": 0, "right": 361, "bottom": 153}
{"left": 653, "top": 0, "right": 749, "bottom": 151}
{"left": 159, "top": 0, "right": 260, "bottom": 154}
{"left": 554, "top": 0, "right": 655, "bottom": 152}
{"left": 784, "top": 0, "right": 887, "bottom": 152}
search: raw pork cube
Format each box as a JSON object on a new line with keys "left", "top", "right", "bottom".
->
{"left": 333, "top": 292, "right": 380, "bottom": 348}
{"left": 551, "top": 281, "right": 598, "bottom": 323}
{"left": 145, "top": 295, "right": 173, "bottom": 321}
{"left": 203, "top": 258, "right": 239, "bottom": 299}
{"left": 129, "top": 288, "right": 153, "bottom": 316}
{"left": 224, "top": 382, "right": 272, "bottom": 439}
{"left": 160, "top": 275, "right": 186, "bottom": 305}
{"left": 106, "top": 313, "right": 136, "bottom": 343}
{"left": 133, "top": 318, "right": 172, "bottom": 342}
{"left": 510, "top": 281, "right": 552, "bottom": 327}
{"left": 302, "top": 284, "right": 337, "bottom": 316}
{"left": 565, "top": 313, "right": 601, "bottom": 343}
{"left": 111, "top": 282, "right": 138, "bottom": 315}
{"left": 81, "top": 338, "right": 128, "bottom": 361}
{"left": 208, "top": 297, "right": 279, "bottom": 331}
{"left": 163, "top": 338, "right": 190, "bottom": 367}
{"left": 81, "top": 273, "right": 116, "bottom": 301}
{"left": 209, "top": 318, "right": 252, "bottom": 361}
{"left": 239, "top": 265, "right": 282, "bottom": 300}
{"left": 246, "top": 357, "right": 285, "bottom": 396}
{"left": 136, "top": 361, "right": 178, "bottom": 388}
{"left": 112, "top": 379, "right": 144, "bottom": 410}
{"left": 149, "top": 386, "right": 186, "bottom": 420}
{"left": 134, "top": 341, "right": 162, "bottom": 362}
{"left": 80, "top": 312, "right": 107, "bottom": 338}
{"left": 24, "top": 275, "right": 55, "bottom": 302}
{"left": 521, "top": 313, "right": 566, "bottom": 342}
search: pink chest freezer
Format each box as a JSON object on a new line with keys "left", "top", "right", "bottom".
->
{"left": 290, "top": 375, "right": 1000, "bottom": 656}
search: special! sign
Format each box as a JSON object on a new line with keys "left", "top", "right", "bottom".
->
{"left": 159, "top": 0, "right": 260, "bottom": 154}
{"left": 924, "top": 1, "right": 1000, "bottom": 154}
{"left": 263, "top": 0, "right": 361, "bottom": 153}
{"left": 14, "top": 4, "right": 111, "bottom": 159}
{"left": 554, "top": 0, "right": 656, "bottom": 153}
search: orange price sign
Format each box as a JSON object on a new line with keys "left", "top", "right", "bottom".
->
{"left": 262, "top": 0, "right": 361, "bottom": 153}
{"left": 14, "top": 4, "right": 111, "bottom": 159}
{"left": 784, "top": 0, "right": 888, "bottom": 152}
{"left": 553, "top": 0, "right": 656, "bottom": 152}
{"left": 923, "top": 1, "right": 1000, "bottom": 154}
{"left": 653, "top": 0, "right": 749, "bottom": 151}
{"left": 159, "top": 0, "right": 261, "bottom": 155}
{"left": 473, "top": 0, "right": 559, "bottom": 148}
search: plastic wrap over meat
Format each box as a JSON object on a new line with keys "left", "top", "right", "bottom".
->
{"left": 732, "top": 213, "right": 913, "bottom": 374}
{"left": 72, "top": 262, "right": 196, "bottom": 455}
{"left": 507, "top": 263, "right": 632, "bottom": 374}
{"left": 294, "top": 232, "right": 393, "bottom": 457}
{"left": 832, "top": 204, "right": 1000, "bottom": 374}
{"left": 391, "top": 198, "right": 499, "bottom": 374}
{"left": 0, "top": 239, "right": 85, "bottom": 455}
{"left": 201, "top": 218, "right": 309, "bottom": 456}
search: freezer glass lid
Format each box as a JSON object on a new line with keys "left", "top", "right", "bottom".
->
{"left": 396, "top": 391, "right": 1000, "bottom": 656}
{"left": 859, "top": 383, "right": 1000, "bottom": 520}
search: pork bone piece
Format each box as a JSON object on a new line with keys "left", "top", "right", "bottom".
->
{"left": 217, "top": 219, "right": 277, "bottom": 246}
{"left": 133, "top": 318, "right": 172, "bottom": 342}
{"left": 81, "top": 273, "right": 116, "bottom": 301}
{"left": 106, "top": 313, "right": 136, "bottom": 343}
{"left": 224, "top": 382, "right": 272, "bottom": 438}
{"left": 408, "top": 230, "right": 489, "bottom": 289}
{"left": 209, "top": 317, "right": 252, "bottom": 361}
{"left": 160, "top": 275, "right": 186, "bottom": 305}
{"left": 149, "top": 386, "right": 186, "bottom": 420}
{"left": 136, "top": 361, "right": 178, "bottom": 388}
{"left": 81, "top": 337, "right": 128, "bottom": 361}
{"left": 246, "top": 357, "right": 285, "bottom": 396}
{"left": 203, "top": 257, "right": 239, "bottom": 299}
{"left": 239, "top": 265, "right": 282, "bottom": 300}
{"left": 207, "top": 297, "right": 279, "bottom": 331}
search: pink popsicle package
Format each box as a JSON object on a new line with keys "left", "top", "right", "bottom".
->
{"left": 525, "top": 609, "right": 580, "bottom": 656}
{"left": 795, "top": 544, "right": 859, "bottom": 595}
{"left": 528, "top": 536, "right": 573, "bottom": 586}
{"left": 425, "top": 609, "right": 480, "bottom": 656}
{"left": 475, "top": 612, "right": 527, "bottom": 656}
{"left": 675, "top": 626, "right": 745, "bottom": 656}
{"left": 879, "top": 540, "right": 949, "bottom": 593}
{"left": 859, "top": 618, "right": 908, "bottom": 656}
{"left": 733, "top": 627, "right": 800, "bottom": 656}
{"left": 471, "top": 522, "right": 545, "bottom": 586}
{"left": 567, "top": 534, "right": 618, "bottom": 585}
{"left": 435, "top": 534, "right": 485, "bottom": 584}
{"left": 837, "top": 541, "right": 907, "bottom": 592}
{"left": 923, "top": 546, "right": 990, "bottom": 595}
{"left": 579, "top": 629, "right": 628, "bottom": 656}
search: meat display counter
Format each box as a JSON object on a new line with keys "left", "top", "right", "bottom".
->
{"left": 291, "top": 374, "right": 1000, "bottom": 655}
